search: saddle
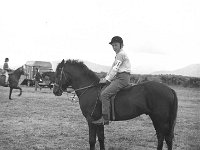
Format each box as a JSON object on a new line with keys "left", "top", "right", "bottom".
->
{"left": 100, "top": 83, "right": 135, "bottom": 121}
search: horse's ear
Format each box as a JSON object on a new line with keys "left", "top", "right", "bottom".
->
{"left": 61, "top": 59, "right": 65, "bottom": 65}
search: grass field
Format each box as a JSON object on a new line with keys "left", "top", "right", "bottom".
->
{"left": 0, "top": 85, "right": 199, "bottom": 150}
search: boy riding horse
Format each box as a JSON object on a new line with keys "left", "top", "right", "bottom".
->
{"left": 92, "top": 36, "right": 131, "bottom": 125}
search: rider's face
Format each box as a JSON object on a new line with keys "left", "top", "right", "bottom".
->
{"left": 111, "top": 42, "right": 121, "bottom": 54}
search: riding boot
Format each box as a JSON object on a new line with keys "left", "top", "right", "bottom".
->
{"left": 92, "top": 114, "right": 109, "bottom": 125}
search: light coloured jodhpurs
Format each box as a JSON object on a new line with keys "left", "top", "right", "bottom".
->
{"left": 3, "top": 70, "right": 9, "bottom": 83}
{"left": 5, "top": 71, "right": 9, "bottom": 83}
{"left": 101, "top": 72, "right": 130, "bottom": 115}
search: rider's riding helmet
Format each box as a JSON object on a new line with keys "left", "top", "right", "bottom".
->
{"left": 109, "top": 36, "right": 123, "bottom": 45}
{"left": 5, "top": 58, "right": 9, "bottom": 62}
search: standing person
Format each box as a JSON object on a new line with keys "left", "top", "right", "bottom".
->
{"left": 92, "top": 36, "right": 131, "bottom": 125}
{"left": 34, "top": 68, "right": 42, "bottom": 91}
{"left": 3, "top": 58, "right": 11, "bottom": 86}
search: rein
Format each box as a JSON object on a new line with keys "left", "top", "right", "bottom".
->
{"left": 67, "top": 81, "right": 97, "bottom": 98}
{"left": 73, "top": 81, "right": 97, "bottom": 92}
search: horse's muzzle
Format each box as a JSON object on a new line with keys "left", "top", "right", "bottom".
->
{"left": 53, "top": 84, "right": 63, "bottom": 96}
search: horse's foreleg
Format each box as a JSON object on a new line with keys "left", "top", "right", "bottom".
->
{"left": 97, "top": 125, "right": 105, "bottom": 150}
{"left": 88, "top": 122, "right": 97, "bottom": 150}
{"left": 9, "top": 86, "right": 22, "bottom": 99}
{"left": 14, "top": 86, "right": 22, "bottom": 96}
{"left": 9, "top": 88, "right": 13, "bottom": 100}
{"left": 156, "top": 131, "right": 164, "bottom": 150}
{"left": 18, "top": 87, "right": 22, "bottom": 96}
{"left": 165, "top": 133, "right": 173, "bottom": 150}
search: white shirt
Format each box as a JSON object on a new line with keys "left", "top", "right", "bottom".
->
{"left": 105, "top": 49, "right": 131, "bottom": 81}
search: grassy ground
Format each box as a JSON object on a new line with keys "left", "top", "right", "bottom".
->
{"left": 0, "top": 85, "right": 199, "bottom": 150}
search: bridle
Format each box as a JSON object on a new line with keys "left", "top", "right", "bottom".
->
{"left": 54, "top": 67, "right": 98, "bottom": 98}
{"left": 54, "top": 67, "right": 66, "bottom": 93}
{"left": 54, "top": 66, "right": 101, "bottom": 117}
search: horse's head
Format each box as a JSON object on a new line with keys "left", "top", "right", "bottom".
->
{"left": 14, "top": 66, "right": 26, "bottom": 75}
{"left": 53, "top": 59, "right": 72, "bottom": 96}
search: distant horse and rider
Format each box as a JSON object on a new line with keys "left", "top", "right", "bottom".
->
{"left": 0, "top": 58, "right": 26, "bottom": 99}
{"left": 53, "top": 59, "right": 178, "bottom": 150}
{"left": 0, "top": 66, "right": 25, "bottom": 100}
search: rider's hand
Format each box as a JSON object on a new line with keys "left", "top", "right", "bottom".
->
{"left": 99, "top": 78, "right": 110, "bottom": 84}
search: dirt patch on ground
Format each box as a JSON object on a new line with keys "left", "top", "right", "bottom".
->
{"left": 0, "top": 86, "right": 199, "bottom": 150}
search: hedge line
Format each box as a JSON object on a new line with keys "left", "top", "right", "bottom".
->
{"left": 96, "top": 72, "right": 200, "bottom": 88}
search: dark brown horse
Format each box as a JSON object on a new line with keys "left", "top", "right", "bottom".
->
{"left": 53, "top": 59, "right": 178, "bottom": 150}
{"left": 0, "top": 66, "right": 25, "bottom": 99}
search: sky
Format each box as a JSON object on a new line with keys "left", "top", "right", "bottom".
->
{"left": 0, "top": 0, "right": 200, "bottom": 73}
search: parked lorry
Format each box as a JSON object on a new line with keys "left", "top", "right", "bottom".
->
{"left": 21, "top": 61, "right": 53, "bottom": 86}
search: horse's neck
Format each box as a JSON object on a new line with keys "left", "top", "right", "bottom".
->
{"left": 71, "top": 76, "right": 100, "bottom": 120}
{"left": 12, "top": 70, "right": 22, "bottom": 80}
{"left": 71, "top": 76, "right": 98, "bottom": 95}
{"left": 72, "top": 77, "right": 94, "bottom": 89}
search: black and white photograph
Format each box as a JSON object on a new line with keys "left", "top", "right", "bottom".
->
{"left": 0, "top": 0, "right": 199, "bottom": 149}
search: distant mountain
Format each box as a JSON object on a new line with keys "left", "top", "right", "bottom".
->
{"left": 83, "top": 61, "right": 110, "bottom": 73}
{"left": 153, "top": 64, "right": 200, "bottom": 77}
{"left": 52, "top": 60, "right": 200, "bottom": 77}
{"left": 51, "top": 60, "right": 110, "bottom": 73}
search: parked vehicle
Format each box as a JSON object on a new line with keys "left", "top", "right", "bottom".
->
{"left": 21, "top": 61, "right": 53, "bottom": 86}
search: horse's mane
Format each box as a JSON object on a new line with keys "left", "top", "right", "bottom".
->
{"left": 13, "top": 66, "right": 22, "bottom": 74}
{"left": 65, "top": 59, "right": 99, "bottom": 81}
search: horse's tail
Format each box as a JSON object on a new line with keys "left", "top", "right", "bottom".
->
{"left": 168, "top": 89, "right": 178, "bottom": 139}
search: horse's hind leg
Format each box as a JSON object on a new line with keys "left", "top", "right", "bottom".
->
{"left": 97, "top": 125, "right": 105, "bottom": 150}
{"left": 150, "top": 116, "right": 165, "bottom": 150}
{"left": 49, "top": 82, "right": 52, "bottom": 90}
